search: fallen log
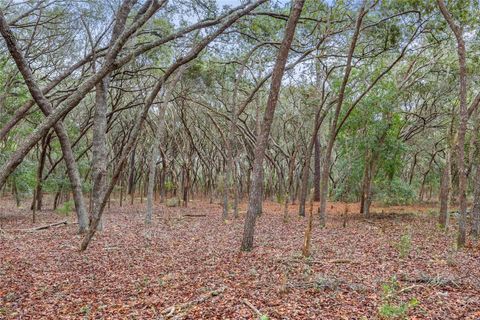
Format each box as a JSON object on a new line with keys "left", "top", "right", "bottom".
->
{"left": 183, "top": 214, "right": 207, "bottom": 217}
{"left": 160, "top": 286, "right": 226, "bottom": 319}
{"left": 13, "top": 220, "right": 68, "bottom": 232}
{"left": 399, "top": 274, "right": 464, "bottom": 288}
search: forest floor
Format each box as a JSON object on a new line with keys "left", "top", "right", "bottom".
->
{"left": 1, "top": 197, "right": 480, "bottom": 319}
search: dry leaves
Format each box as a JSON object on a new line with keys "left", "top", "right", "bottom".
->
{"left": 1, "top": 198, "right": 479, "bottom": 319}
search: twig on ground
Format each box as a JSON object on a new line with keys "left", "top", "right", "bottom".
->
{"left": 327, "top": 259, "right": 358, "bottom": 264}
{"left": 160, "top": 286, "right": 226, "bottom": 319}
{"left": 243, "top": 299, "right": 262, "bottom": 318}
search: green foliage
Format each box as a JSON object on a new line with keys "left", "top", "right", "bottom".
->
{"left": 396, "top": 231, "right": 412, "bottom": 259}
{"left": 379, "top": 299, "right": 419, "bottom": 320}
{"left": 275, "top": 193, "right": 285, "bottom": 204}
{"left": 56, "top": 200, "right": 74, "bottom": 216}
{"left": 165, "top": 198, "right": 180, "bottom": 207}
{"left": 379, "top": 277, "right": 419, "bottom": 319}
{"left": 377, "top": 178, "right": 415, "bottom": 206}
{"left": 79, "top": 304, "right": 90, "bottom": 316}
{"left": 164, "top": 180, "right": 175, "bottom": 192}
{"left": 10, "top": 161, "right": 37, "bottom": 198}
{"left": 260, "top": 315, "right": 270, "bottom": 320}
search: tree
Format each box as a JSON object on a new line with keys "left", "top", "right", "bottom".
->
{"left": 241, "top": 0, "right": 305, "bottom": 252}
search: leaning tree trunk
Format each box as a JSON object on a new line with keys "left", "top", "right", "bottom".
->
{"left": 90, "top": 79, "right": 109, "bottom": 231}
{"left": 146, "top": 68, "right": 184, "bottom": 224}
{"left": 35, "top": 133, "right": 50, "bottom": 211}
{"left": 298, "top": 102, "right": 328, "bottom": 217}
{"left": 318, "top": 3, "right": 366, "bottom": 227}
{"left": 241, "top": 0, "right": 305, "bottom": 251}
{"left": 438, "top": 0, "right": 468, "bottom": 247}
{"left": 81, "top": 0, "right": 268, "bottom": 251}
{"left": 90, "top": 0, "right": 138, "bottom": 231}
{"left": 254, "top": 93, "right": 264, "bottom": 216}
{"left": 0, "top": 13, "right": 89, "bottom": 233}
{"left": 0, "top": 2, "right": 163, "bottom": 193}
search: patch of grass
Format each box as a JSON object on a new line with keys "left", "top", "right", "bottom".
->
{"left": 0, "top": 307, "right": 8, "bottom": 316}
{"left": 165, "top": 198, "right": 180, "bottom": 207}
{"left": 56, "top": 200, "right": 74, "bottom": 216}
{"left": 275, "top": 193, "right": 285, "bottom": 204}
{"left": 79, "top": 304, "right": 90, "bottom": 316}
{"left": 427, "top": 209, "right": 438, "bottom": 217}
{"left": 378, "top": 277, "right": 419, "bottom": 319}
{"left": 396, "top": 231, "right": 412, "bottom": 259}
{"left": 136, "top": 276, "right": 150, "bottom": 291}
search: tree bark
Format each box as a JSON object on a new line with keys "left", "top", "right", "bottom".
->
{"left": 283, "top": 150, "right": 296, "bottom": 223}
{"left": 241, "top": 0, "right": 305, "bottom": 251}
{"left": 298, "top": 106, "right": 328, "bottom": 216}
{"left": 80, "top": 0, "right": 267, "bottom": 251}
{"left": 313, "top": 135, "right": 321, "bottom": 201}
{"left": 318, "top": 3, "right": 366, "bottom": 227}
{"left": 90, "top": 0, "right": 137, "bottom": 231}
{"left": 128, "top": 147, "right": 136, "bottom": 204}
{"left": 0, "top": 0, "right": 163, "bottom": 191}
{"left": 0, "top": 12, "right": 89, "bottom": 233}
{"left": 34, "top": 132, "right": 51, "bottom": 211}
{"left": 146, "top": 67, "right": 185, "bottom": 223}
{"left": 471, "top": 111, "right": 480, "bottom": 239}
{"left": 438, "top": 0, "right": 468, "bottom": 247}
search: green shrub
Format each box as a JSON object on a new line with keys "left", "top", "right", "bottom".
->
{"left": 396, "top": 232, "right": 412, "bottom": 259}
{"left": 165, "top": 198, "right": 180, "bottom": 207}
{"left": 164, "top": 180, "right": 174, "bottom": 192}
{"left": 275, "top": 193, "right": 285, "bottom": 204}
{"left": 56, "top": 200, "right": 74, "bottom": 216}
{"left": 379, "top": 299, "right": 419, "bottom": 319}
{"left": 378, "top": 178, "right": 415, "bottom": 206}
{"left": 378, "top": 277, "right": 419, "bottom": 319}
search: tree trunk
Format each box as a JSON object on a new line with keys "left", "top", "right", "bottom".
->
{"left": 313, "top": 135, "right": 321, "bottom": 201}
{"left": 241, "top": 0, "right": 305, "bottom": 251}
{"left": 438, "top": 0, "right": 468, "bottom": 247}
{"left": 471, "top": 110, "right": 480, "bottom": 239}
{"left": 146, "top": 144, "right": 158, "bottom": 224}
{"left": 318, "top": 3, "right": 366, "bottom": 227}
{"left": 298, "top": 105, "right": 328, "bottom": 216}
{"left": 80, "top": 0, "right": 267, "bottom": 251}
{"left": 0, "top": 13, "right": 89, "bottom": 233}
{"left": 472, "top": 165, "right": 480, "bottom": 239}
{"left": 128, "top": 148, "right": 136, "bottom": 205}
{"left": 33, "top": 132, "right": 50, "bottom": 211}
{"left": 302, "top": 189, "right": 315, "bottom": 257}
{"left": 90, "top": 79, "right": 109, "bottom": 231}
{"left": 183, "top": 165, "right": 190, "bottom": 207}
{"left": 283, "top": 150, "right": 296, "bottom": 223}
{"left": 0, "top": 2, "right": 163, "bottom": 191}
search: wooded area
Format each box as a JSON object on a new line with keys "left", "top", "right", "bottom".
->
{"left": 1, "top": 0, "right": 480, "bottom": 318}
